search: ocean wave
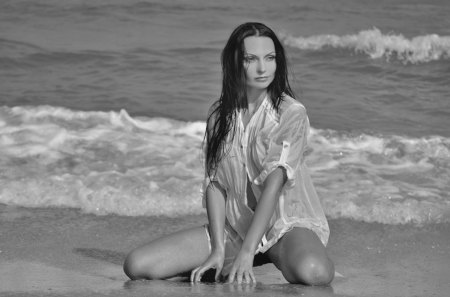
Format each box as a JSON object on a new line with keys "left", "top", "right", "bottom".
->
{"left": 282, "top": 28, "right": 450, "bottom": 64}
{"left": 308, "top": 128, "right": 450, "bottom": 225}
{"left": 0, "top": 105, "right": 449, "bottom": 225}
{"left": 0, "top": 105, "right": 206, "bottom": 217}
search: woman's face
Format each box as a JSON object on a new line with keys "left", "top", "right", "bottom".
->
{"left": 243, "top": 36, "right": 276, "bottom": 92}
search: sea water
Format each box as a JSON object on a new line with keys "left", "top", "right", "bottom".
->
{"left": 1, "top": 0, "right": 449, "bottom": 225}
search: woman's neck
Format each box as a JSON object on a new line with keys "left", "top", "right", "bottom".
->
{"left": 241, "top": 88, "right": 267, "bottom": 129}
{"left": 246, "top": 88, "right": 267, "bottom": 109}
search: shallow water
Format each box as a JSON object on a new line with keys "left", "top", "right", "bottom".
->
{"left": 0, "top": 0, "right": 449, "bottom": 224}
{"left": 1, "top": 205, "right": 449, "bottom": 296}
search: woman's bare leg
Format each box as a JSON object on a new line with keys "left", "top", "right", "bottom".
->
{"left": 266, "top": 227, "right": 334, "bottom": 285}
{"left": 123, "top": 226, "right": 210, "bottom": 280}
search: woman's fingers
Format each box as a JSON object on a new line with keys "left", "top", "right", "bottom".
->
{"left": 227, "top": 269, "right": 256, "bottom": 284}
{"left": 192, "top": 262, "right": 224, "bottom": 283}
{"left": 249, "top": 269, "right": 256, "bottom": 283}
{"left": 190, "top": 267, "right": 198, "bottom": 282}
{"left": 190, "top": 267, "right": 200, "bottom": 282}
{"left": 236, "top": 270, "right": 243, "bottom": 284}
{"left": 214, "top": 265, "right": 223, "bottom": 282}
{"left": 227, "top": 266, "right": 236, "bottom": 283}
{"left": 191, "top": 266, "right": 207, "bottom": 283}
{"left": 244, "top": 270, "right": 256, "bottom": 283}
{"left": 243, "top": 271, "right": 250, "bottom": 283}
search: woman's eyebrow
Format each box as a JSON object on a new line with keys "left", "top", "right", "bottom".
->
{"left": 244, "top": 51, "right": 276, "bottom": 57}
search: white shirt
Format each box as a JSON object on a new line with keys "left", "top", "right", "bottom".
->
{"left": 202, "top": 94, "right": 329, "bottom": 253}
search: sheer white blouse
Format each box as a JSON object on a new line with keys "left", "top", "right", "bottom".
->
{"left": 202, "top": 94, "right": 329, "bottom": 254}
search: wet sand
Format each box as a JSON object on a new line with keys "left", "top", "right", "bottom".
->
{"left": 0, "top": 205, "right": 448, "bottom": 297}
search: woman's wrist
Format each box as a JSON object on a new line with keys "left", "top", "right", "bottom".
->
{"left": 211, "top": 243, "right": 225, "bottom": 253}
{"left": 240, "top": 241, "right": 257, "bottom": 254}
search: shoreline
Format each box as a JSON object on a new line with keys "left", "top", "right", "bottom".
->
{"left": 0, "top": 205, "right": 449, "bottom": 296}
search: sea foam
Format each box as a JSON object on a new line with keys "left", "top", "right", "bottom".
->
{"left": 282, "top": 28, "right": 450, "bottom": 64}
{"left": 0, "top": 105, "right": 449, "bottom": 225}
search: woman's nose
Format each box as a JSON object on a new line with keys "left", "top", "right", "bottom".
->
{"left": 257, "top": 60, "right": 266, "bottom": 73}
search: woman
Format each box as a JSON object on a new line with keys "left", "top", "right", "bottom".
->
{"left": 123, "top": 22, "right": 334, "bottom": 286}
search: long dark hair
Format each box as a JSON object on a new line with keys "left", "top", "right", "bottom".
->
{"left": 205, "top": 22, "right": 295, "bottom": 178}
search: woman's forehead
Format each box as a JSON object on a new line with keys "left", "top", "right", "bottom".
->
{"left": 243, "top": 36, "right": 275, "bottom": 55}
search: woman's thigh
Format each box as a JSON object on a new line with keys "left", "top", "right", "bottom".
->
{"left": 124, "top": 226, "right": 211, "bottom": 280}
{"left": 266, "top": 227, "right": 334, "bottom": 285}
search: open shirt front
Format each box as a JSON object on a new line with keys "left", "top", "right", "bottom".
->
{"left": 202, "top": 94, "right": 329, "bottom": 254}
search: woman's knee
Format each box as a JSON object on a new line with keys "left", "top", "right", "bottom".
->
{"left": 285, "top": 253, "right": 334, "bottom": 286}
{"left": 123, "top": 250, "right": 143, "bottom": 280}
{"left": 123, "top": 250, "right": 161, "bottom": 280}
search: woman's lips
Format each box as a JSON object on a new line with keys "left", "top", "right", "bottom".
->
{"left": 255, "top": 76, "right": 269, "bottom": 82}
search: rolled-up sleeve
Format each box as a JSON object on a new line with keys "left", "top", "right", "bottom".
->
{"left": 200, "top": 102, "right": 229, "bottom": 207}
{"left": 254, "top": 105, "right": 309, "bottom": 188}
{"left": 200, "top": 176, "right": 217, "bottom": 207}
{"left": 200, "top": 177, "right": 209, "bottom": 208}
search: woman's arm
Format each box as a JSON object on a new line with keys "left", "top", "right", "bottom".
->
{"left": 227, "top": 167, "right": 286, "bottom": 283}
{"left": 243, "top": 167, "right": 286, "bottom": 252}
{"left": 205, "top": 181, "right": 226, "bottom": 252}
{"left": 191, "top": 181, "right": 226, "bottom": 282}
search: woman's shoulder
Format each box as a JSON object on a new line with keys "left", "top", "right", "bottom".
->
{"left": 206, "top": 100, "right": 221, "bottom": 126}
{"left": 207, "top": 100, "right": 220, "bottom": 116}
{"left": 277, "top": 94, "right": 307, "bottom": 119}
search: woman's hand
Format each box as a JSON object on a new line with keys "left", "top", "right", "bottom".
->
{"left": 227, "top": 249, "right": 256, "bottom": 284}
{"left": 225, "top": 168, "right": 285, "bottom": 284}
{"left": 191, "top": 249, "right": 225, "bottom": 283}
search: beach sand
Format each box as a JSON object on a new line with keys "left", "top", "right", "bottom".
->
{"left": 0, "top": 204, "right": 448, "bottom": 297}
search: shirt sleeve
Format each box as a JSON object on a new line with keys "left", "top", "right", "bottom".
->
{"left": 201, "top": 176, "right": 214, "bottom": 208}
{"left": 200, "top": 102, "right": 225, "bottom": 207}
{"left": 254, "top": 104, "right": 309, "bottom": 188}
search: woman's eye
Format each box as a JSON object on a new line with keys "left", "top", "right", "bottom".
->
{"left": 244, "top": 56, "right": 256, "bottom": 62}
{"left": 266, "top": 55, "right": 276, "bottom": 61}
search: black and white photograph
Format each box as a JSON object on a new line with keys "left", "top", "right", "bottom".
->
{"left": 0, "top": 1, "right": 449, "bottom": 296}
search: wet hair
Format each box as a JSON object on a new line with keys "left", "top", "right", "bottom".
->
{"left": 204, "top": 22, "right": 295, "bottom": 178}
